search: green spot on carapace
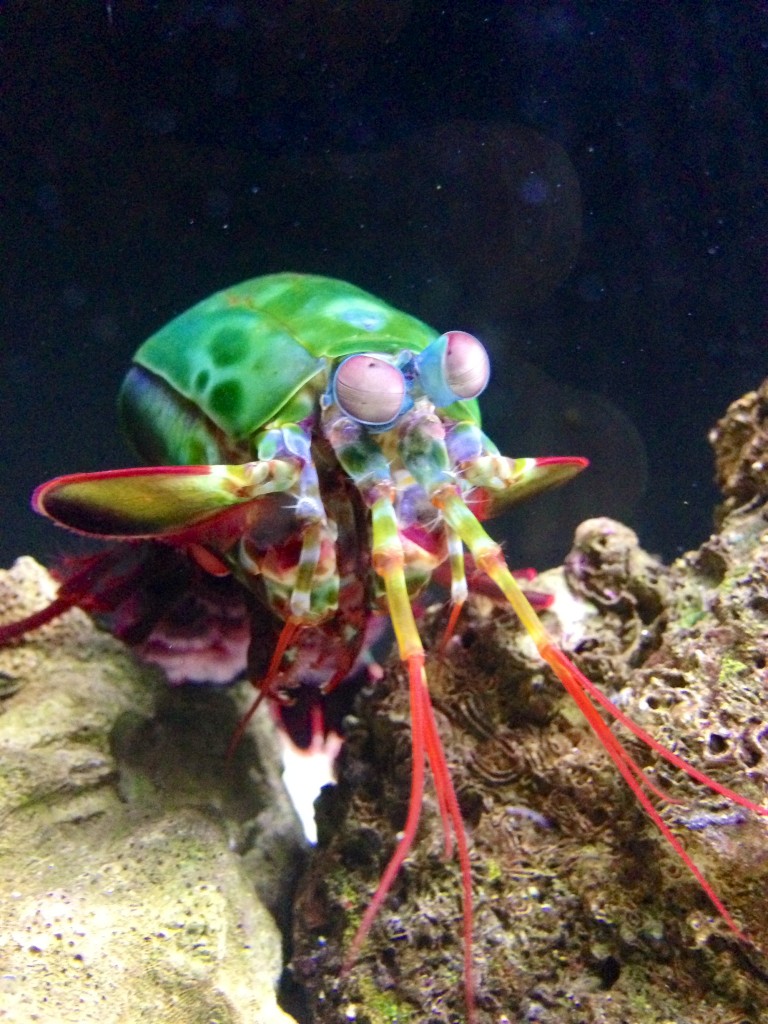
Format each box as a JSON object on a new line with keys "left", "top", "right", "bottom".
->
{"left": 209, "top": 379, "right": 244, "bottom": 419}
{"left": 194, "top": 369, "right": 210, "bottom": 391}
{"left": 209, "top": 328, "right": 250, "bottom": 368}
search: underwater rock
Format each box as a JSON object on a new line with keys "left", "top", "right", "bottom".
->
{"left": 709, "top": 375, "right": 768, "bottom": 521}
{"left": 0, "top": 557, "right": 303, "bottom": 1024}
{"left": 291, "top": 382, "right": 768, "bottom": 1023}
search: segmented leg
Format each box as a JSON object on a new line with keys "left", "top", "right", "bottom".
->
{"left": 255, "top": 425, "right": 337, "bottom": 621}
{"left": 440, "top": 524, "right": 468, "bottom": 651}
{"left": 325, "top": 408, "right": 478, "bottom": 1021}
{"left": 221, "top": 427, "right": 344, "bottom": 750}
{"left": 346, "top": 491, "right": 476, "bottom": 1023}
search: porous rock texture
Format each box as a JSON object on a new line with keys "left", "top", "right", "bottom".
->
{"left": 291, "top": 380, "right": 768, "bottom": 1023}
{"left": 0, "top": 557, "right": 304, "bottom": 1024}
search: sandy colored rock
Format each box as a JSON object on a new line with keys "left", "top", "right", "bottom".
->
{"left": 0, "top": 557, "right": 302, "bottom": 1024}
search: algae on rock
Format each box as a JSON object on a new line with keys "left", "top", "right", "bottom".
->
{"left": 290, "top": 382, "right": 768, "bottom": 1024}
{"left": 0, "top": 557, "right": 304, "bottom": 1024}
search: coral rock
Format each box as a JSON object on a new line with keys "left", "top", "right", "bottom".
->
{"left": 291, "top": 382, "right": 768, "bottom": 1023}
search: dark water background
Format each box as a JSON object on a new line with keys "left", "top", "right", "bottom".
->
{"left": 1, "top": 1, "right": 766, "bottom": 570}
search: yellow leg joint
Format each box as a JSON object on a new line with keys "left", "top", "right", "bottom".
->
{"left": 439, "top": 490, "right": 551, "bottom": 649}
{"left": 371, "top": 495, "right": 424, "bottom": 661}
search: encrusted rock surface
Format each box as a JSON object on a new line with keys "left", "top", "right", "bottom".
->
{"left": 291, "top": 383, "right": 768, "bottom": 1023}
{"left": 709, "top": 375, "right": 768, "bottom": 520}
{"left": 0, "top": 558, "right": 304, "bottom": 1024}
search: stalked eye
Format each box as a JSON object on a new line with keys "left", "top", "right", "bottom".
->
{"left": 442, "top": 331, "right": 491, "bottom": 399}
{"left": 416, "top": 331, "right": 490, "bottom": 408}
{"left": 333, "top": 354, "right": 407, "bottom": 426}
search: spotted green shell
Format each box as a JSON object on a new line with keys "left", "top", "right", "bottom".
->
{"left": 120, "top": 274, "right": 481, "bottom": 465}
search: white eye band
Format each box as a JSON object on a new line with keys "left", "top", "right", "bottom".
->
{"left": 333, "top": 354, "right": 407, "bottom": 426}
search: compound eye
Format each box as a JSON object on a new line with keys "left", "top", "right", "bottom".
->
{"left": 441, "top": 331, "right": 490, "bottom": 399}
{"left": 416, "top": 330, "right": 490, "bottom": 407}
{"left": 333, "top": 354, "right": 407, "bottom": 425}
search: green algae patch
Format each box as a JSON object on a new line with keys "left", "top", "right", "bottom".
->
{"left": 356, "top": 975, "right": 421, "bottom": 1024}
